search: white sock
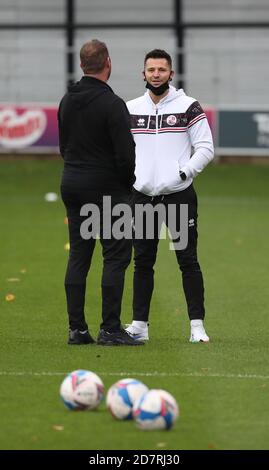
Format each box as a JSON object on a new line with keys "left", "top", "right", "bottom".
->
{"left": 190, "top": 319, "right": 203, "bottom": 327}
{"left": 132, "top": 321, "right": 148, "bottom": 329}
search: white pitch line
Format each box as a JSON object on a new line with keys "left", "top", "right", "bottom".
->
{"left": 0, "top": 371, "right": 269, "bottom": 380}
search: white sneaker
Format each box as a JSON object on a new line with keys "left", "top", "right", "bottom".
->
{"left": 189, "top": 320, "right": 209, "bottom": 343}
{"left": 125, "top": 322, "right": 149, "bottom": 341}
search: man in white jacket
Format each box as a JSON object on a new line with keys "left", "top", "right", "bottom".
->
{"left": 125, "top": 49, "right": 214, "bottom": 343}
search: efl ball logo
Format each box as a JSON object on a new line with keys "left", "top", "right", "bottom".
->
{"left": 0, "top": 107, "right": 47, "bottom": 148}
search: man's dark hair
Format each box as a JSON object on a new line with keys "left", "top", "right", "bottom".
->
{"left": 80, "top": 39, "right": 109, "bottom": 74}
{"left": 144, "top": 49, "right": 172, "bottom": 68}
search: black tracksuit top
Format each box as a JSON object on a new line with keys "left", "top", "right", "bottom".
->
{"left": 58, "top": 76, "right": 136, "bottom": 192}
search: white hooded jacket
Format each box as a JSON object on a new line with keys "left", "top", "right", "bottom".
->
{"left": 127, "top": 86, "right": 214, "bottom": 196}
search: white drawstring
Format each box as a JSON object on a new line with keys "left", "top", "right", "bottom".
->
{"left": 150, "top": 195, "right": 164, "bottom": 202}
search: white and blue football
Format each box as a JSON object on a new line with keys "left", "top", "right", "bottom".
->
{"left": 60, "top": 369, "right": 104, "bottom": 410}
{"left": 133, "top": 389, "right": 179, "bottom": 430}
{"left": 106, "top": 378, "right": 148, "bottom": 420}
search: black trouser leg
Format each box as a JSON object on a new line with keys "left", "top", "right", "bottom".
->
{"left": 64, "top": 204, "right": 96, "bottom": 330}
{"left": 65, "top": 284, "right": 87, "bottom": 331}
{"left": 61, "top": 185, "right": 96, "bottom": 331}
{"left": 132, "top": 192, "right": 161, "bottom": 322}
{"left": 98, "top": 193, "right": 133, "bottom": 331}
{"left": 133, "top": 237, "right": 159, "bottom": 321}
{"left": 100, "top": 235, "right": 132, "bottom": 331}
{"left": 168, "top": 186, "right": 205, "bottom": 320}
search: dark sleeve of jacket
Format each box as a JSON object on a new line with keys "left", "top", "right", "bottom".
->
{"left": 57, "top": 98, "right": 66, "bottom": 159}
{"left": 108, "top": 97, "right": 136, "bottom": 191}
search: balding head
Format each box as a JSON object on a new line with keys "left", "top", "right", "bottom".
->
{"left": 80, "top": 39, "right": 109, "bottom": 75}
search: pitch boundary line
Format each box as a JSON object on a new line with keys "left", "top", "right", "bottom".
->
{"left": 0, "top": 371, "right": 269, "bottom": 380}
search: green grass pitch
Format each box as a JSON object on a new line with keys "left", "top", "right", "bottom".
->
{"left": 0, "top": 159, "right": 269, "bottom": 450}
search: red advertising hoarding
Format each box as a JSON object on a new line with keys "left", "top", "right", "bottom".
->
{"left": 0, "top": 104, "right": 217, "bottom": 153}
{"left": 0, "top": 104, "right": 59, "bottom": 152}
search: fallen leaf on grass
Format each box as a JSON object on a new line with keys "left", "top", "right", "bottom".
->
{"left": 208, "top": 442, "right": 217, "bottom": 449}
{"left": 5, "top": 294, "right": 15, "bottom": 301}
{"left": 156, "top": 442, "right": 167, "bottom": 448}
{"left": 52, "top": 425, "right": 64, "bottom": 431}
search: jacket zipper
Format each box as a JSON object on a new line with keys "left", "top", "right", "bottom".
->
{"left": 153, "top": 107, "right": 159, "bottom": 195}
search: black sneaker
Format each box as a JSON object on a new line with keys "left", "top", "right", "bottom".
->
{"left": 68, "top": 329, "right": 95, "bottom": 345}
{"left": 97, "top": 328, "right": 144, "bottom": 346}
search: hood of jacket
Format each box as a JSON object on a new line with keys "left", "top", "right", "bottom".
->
{"left": 67, "top": 76, "right": 113, "bottom": 109}
{"left": 145, "top": 85, "right": 186, "bottom": 110}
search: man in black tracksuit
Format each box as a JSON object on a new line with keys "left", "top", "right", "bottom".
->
{"left": 58, "top": 40, "right": 143, "bottom": 346}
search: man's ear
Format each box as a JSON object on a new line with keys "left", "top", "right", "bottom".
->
{"left": 169, "top": 70, "right": 175, "bottom": 81}
{"left": 142, "top": 70, "right": 146, "bottom": 82}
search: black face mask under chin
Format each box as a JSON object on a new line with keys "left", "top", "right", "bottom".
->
{"left": 145, "top": 80, "right": 170, "bottom": 96}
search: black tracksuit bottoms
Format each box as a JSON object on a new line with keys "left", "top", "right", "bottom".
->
{"left": 132, "top": 184, "right": 205, "bottom": 322}
{"left": 61, "top": 185, "right": 132, "bottom": 332}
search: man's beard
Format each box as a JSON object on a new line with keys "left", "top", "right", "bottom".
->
{"left": 145, "top": 80, "right": 170, "bottom": 96}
